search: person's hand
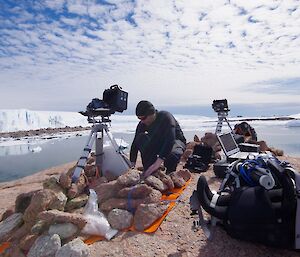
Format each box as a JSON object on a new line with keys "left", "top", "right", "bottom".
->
{"left": 143, "top": 158, "right": 164, "bottom": 178}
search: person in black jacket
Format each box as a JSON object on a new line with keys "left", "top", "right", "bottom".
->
{"left": 130, "top": 100, "right": 186, "bottom": 178}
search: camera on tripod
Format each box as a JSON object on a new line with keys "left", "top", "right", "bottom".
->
{"left": 212, "top": 99, "right": 229, "bottom": 113}
{"left": 72, "top": 85, "right": 131, "bottom": 182}
{"left": 81, "top": 85, "right": 128, "bottom": 119}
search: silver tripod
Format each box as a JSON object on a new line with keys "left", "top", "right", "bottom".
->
{"left": 72, "top": 110, "right": 131, "bottom": 182}
{"left": 215, "top": 110, "right": 233, "bottom": 134}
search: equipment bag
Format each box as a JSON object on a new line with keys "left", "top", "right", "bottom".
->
{"left": 184, "top": 144, "right": 212, "bottom": 173}
{"left": 192, "top": 155, "right": 300, "bottom": 249}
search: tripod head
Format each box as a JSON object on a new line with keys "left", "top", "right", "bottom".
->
{"left": 79, "top": 109, "right": 112, "bottom": 124}
{"left": 79, "top": 84, "right": 128, "bottom": 124}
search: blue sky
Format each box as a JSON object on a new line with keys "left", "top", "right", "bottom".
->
{"left": 0, "top": 0, "right": 299, "bottom": 116}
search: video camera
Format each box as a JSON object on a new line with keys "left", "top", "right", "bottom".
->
{"left": 212, "top": 99, "right": 229, "bottom": 113}
{"left": 81, "top": 85, "right": 128, "bottom": 119}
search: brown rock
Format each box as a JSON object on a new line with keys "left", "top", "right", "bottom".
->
{"left": 59, "top": 172, "right": 72, "bottom": 189}
{"left": 100, "top": 198, "right": 137, "bottom": 212}
{"left": 48, "top": 191, "right": 67, "bottom": 211}
{"left": 170, "top": 173, "right": 186, "bottom": 188}
{"left": 9, "top": 223, "right": 31, "bottom": 241}
{"left": 0, "top": 213, "right": 24, "bottom": 242}
{"left": 37, "top": 209, "right": 87, "bottom": 230}
{"left": 67, "top": 184, "right": 79, "bottom": 199}
{"left": 133, "top": 203, "right": 169, "bottom": 231}
{"left": 91, "top": 176, "right": 108, "bottom": 186}
{"left": 200, "top": 132, "right": 218, "bottom": 148}
{"left": 153, "top": 170, "right": 174, "bottom": 190}
{"left": 176, "top": 169, "right": 191, "bottom": 181}
{"left": 15, "top": 190, "right": 38, "bottom": 214}
{"left": 43, "top": 176, "right": 65, "bottom": 194}
{"left": 117, "top": 169, "right": 141, "bottom": 187}
{"left": 23, "top": 189, "right": 57, "bottom": 226}
{"left": 181, "top": 148, "right": 193, "bottom": 162}
{"left": 145, "top": 188, "right": 162, "bottom": 203}
{"left": 145, "top": 175, "right": 168, "bottom": 192}
{"left": 107, "top": 209, "right": 133, "bottom": 230}
{"left": 65, "top": 194, "right": 89, "bottom": 211}
{"left": 19, "top": 234, "right": 38, "bottom": 251}
{"left": 100, "top": 189, "right": 162, "bottom": 212}
{"left": 118, "top": 184, "right": 154, "bottom": 199}
{"left": 1, "top": 207, "right": 14, "bottom": 221}
{"left": 31, "top": 220, "right": 49, "bottom": 234}
{"left": 94, "top": 180, "right": 124, "bottom": 203}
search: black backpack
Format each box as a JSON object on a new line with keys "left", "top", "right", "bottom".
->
{"left": 184, "top": 144, "right": 212, "bottom": 173}
{"left": 191, "top": 154, "right": 300, "bottom": 249}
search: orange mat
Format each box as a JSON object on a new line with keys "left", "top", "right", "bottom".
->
{"left": 0, "top": 242, "right": 10, "bottom": 254}
{"left": 84, "top": 179, "right": 190, "bottom": 245}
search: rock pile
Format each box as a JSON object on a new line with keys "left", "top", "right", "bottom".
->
{"left": 0, "top": 154, "right": 191, "bottom": 256}
{"left": 0, "top": 170, "right": 92, "bottom": 256}
{"left": 94, "top": 168, "right": 191, "bottom": 231}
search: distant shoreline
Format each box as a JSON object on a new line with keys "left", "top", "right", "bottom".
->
{"left": 227, "top": 116, "right": 296, "bottom": 122}
{"left": 0, "top": 116, "right": 298, "bottom": 140}
{"left": 0, "top": 125, "right": 92, "bottom": 139}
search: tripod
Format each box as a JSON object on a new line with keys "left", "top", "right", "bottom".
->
{"left": 72, "top": 111, "right": 131, "bottom": 182}
{"left": 215, "top": 110, "right": 233, "bottom": 134}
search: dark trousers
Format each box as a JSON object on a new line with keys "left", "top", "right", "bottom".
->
{"left": 135, "top": 133, "right": 185, "bottom": 173}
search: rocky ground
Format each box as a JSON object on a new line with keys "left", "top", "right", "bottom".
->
{"left": 1, "top": 156, "right": 300, "bottom": 257}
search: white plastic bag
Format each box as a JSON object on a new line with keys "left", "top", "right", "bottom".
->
{"left": 82, "top": 189, "right": 118, "bottom": 240}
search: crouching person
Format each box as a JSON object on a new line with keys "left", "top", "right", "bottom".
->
{"left": 130, "top": 100, "right": 186, "bottom": 177}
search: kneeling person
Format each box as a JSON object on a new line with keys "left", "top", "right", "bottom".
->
{"left": 130, "top": 101, "right": 186, "bottom": 177}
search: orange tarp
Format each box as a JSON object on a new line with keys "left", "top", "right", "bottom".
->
{"left": 0, "top": 242, "right": 10, "bottom": 254}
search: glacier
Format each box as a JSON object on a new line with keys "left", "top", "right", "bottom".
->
{"left": 0, "top": 109, "right": 299, "bottom": 134}
{"left": 0, "top": 109, "right": 89, "bottom": 132}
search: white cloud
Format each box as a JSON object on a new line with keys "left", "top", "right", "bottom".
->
{"left": 0, "top": 0, "right": 299, "bottom": 113}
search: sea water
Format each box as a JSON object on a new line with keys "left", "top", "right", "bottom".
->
{"left": 0, "top": 115, "right": 299, "bottom": 182}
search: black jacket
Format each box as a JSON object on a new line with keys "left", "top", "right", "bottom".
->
{"left": 130, "top": 111, "right": 186, "bottom": 163}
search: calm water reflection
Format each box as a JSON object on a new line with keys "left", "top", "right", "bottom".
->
{"left": 0, "top": 126, "right": 299, "bottom": 182}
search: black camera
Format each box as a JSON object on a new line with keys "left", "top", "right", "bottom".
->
{"left": 103, "top": 85, "right": 128, "bottom": 113}
{"left": 212, "top": 99, "right": 229, "bottom": 113}
{"left": 82, "top": 85, "right": 128, "bottom": 118}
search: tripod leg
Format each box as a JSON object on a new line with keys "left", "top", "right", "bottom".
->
{"left": 72, "top": 131, "right": 97, "bottom": 182}
{"left": 104, "top": 128, "right": 132, "bottom": 168}
{"left": 215, "top": 117, "right": 223, "bottom": 134}
{"left": 95, "top": 130, "right": 104, "bottom": 175}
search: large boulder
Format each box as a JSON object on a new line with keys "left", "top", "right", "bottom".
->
{"left": 23, "top": 189, "right": 57, "bottom": 226}
{"left": 170, "top": 169, "right": 191, "bottom": 188}
{"left": 145, "top": 175, "right": 168, "bottom": 192}
{"left": 153, "top": 170, "right": 174, "bottom": 190}
{"left": 27, "top": 234, "right": 61, "bottom": 257}
{"left": 48, "top": 223, "right": 78, "bottom": 240}
{"left": 107, "top": 209, "right": 133, "bottom": 230}
{"left": 15, "top": 190, "right": 39, "bottom": 214}
{"left": 100, "top": 189, "right": 162, "bottom": 212}
{"left": 116, "top": 169, "right": 141, "bottom": 187}
{"left": 0, "top": 213, "right": 23, "bottom": 242}
{"left": 94, "top": 180, "right": 124, "bottom": 203}
{"left": 55, "top": 238, "right": 90, "bottom": 257}
{"left": 118, "top": 184, "right": 153, "bottom": 198}
{"left": 38, "top": 210, "right": 87, "bottom": 230}
{"left": 133, "top": 203, "right": 169, "bottom": 231}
